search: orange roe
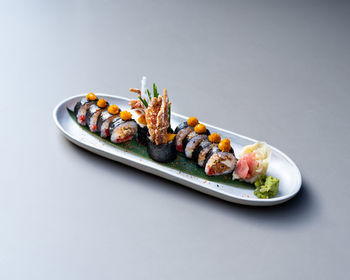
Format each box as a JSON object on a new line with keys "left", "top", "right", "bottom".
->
{"left": 120, "top": 111, "right": 132, "bottom": 121}
{"left": 187, "top": 117, "right": 198, "bottom": 127}
{"left": 138, "top": 115, "right": 147, "bottom": 125}
{"left": 86, "top": 92, "right": 97, "bottom": 101}
{"left": 97, "top": 98, "right": 107, "bottom": 108}
{"left": 208, "top": 133, "right": 221, "bottom": 143}
{"left": 194, "top": 123, "right": 206, "bottom": 134}
{"left": 108, "top": 105, "right": 120, "bottom": 115}
{"left": 167, "top": 133, "right": 176, "bottom": 142}
{"left": 218, "top": 138, "right": 231, "bottom": 152}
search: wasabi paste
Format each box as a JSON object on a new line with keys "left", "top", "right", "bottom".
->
{"left": 254, "top": 175, "right": 279, "bottom": 199}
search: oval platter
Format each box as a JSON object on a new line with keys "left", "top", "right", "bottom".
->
{"left": 53, "top": 94, "right": 302, "bottom": 206}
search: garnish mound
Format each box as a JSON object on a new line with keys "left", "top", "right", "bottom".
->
{"left": 254, "top": 175, "right": 279, "bottom": 199}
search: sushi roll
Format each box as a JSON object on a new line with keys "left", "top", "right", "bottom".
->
{"left": 97, "top": 105, "right": 120, "bottom": 138}
{"left": 196, "top": 132, "right": 222, "bottom": 166}
{"left": 184, "top": 134, "right": 207, "bottom": 159}
{"left": 205, "top": 150, "right": 237, "bottom": 176}
{"left": 174, "top": 118, "right": 196, "bottom": 152}
{"left": 86, "top": 99, "right": 109, "bottom": 133}
{"left": 109, "top": 111, "right": 137, "bottom": 143}
{"left": 129, "top": 81, "right": 176, "bottom": 162}
{"left": 174, "top": 121, "right": 189, "bottom": 134}
{"left": 175, "top": 118, "right": 210, "bottom": 156}
{"left": 183, "top": 123, "right": 210, "bottom": 159}
{"left": 144, "top": 88, "right": 177, "bottom": 163}
{"left": 204, "top": 138, "right": 237, "bottom": 176}
{"left": 193, "top": 140, "right": 217, "bottom": 167}
{"left": 147, "top": 136, "right": 176, "bottom": 163}
{"left": 74, "top": 93, "right": 98, "bottom": 125}
{"left": 129, "top": 78, "right": 175, "bottom": 147}
{"left": 175, "top": 124, "right": 194, "bottom": 152}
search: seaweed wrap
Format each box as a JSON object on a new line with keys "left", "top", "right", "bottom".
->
{"left": 85, "top": 99, "right": 109, "bottom": 133}
{"left": 97, "top": 105, "right": 120, "bottom": 138}
{"left": 109, "top": 112, "right": 137, "bottom": 143}
{"left": 204, "top": 150, "right": 237, "bottom": 176}
{"left": 147, "top": 138, "right": 176, "bottom": 163}
{"left": 74, "top": 93, "right": 98, "bottom": 126}
{"left": 129, "top": 80, "right": 176, "bottom": 163}
{"left": 204, "top": 139, "right": 237, "bottom": 176}
{"left": 175, "top": 118, "right": 210, "bottom": 153}
{"left": 137, "top": 125, "right": 149, "bottom": 145}
{"left": 133, "top": 113, "right": 149, "bottom": 145}
{"left": 193, "top": 140, "right": 217, "bottom": 167}
{"left": 174, "top": 121, "right": 189, "bottom": 134}
{"left": 175, "top": 125, "right": 194, "bottom": 152}
{"left": 184, "top": 134, "right": 207, "bottom": 159}
{"left": 144, "top": 88, "right": 177, "bottom": 163}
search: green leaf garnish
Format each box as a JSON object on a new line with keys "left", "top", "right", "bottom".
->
{"left": 146, "top": 89, "right": 152, "bottom": 100}
{"left": 138, "top": 96, "right": 148, "bottom": 107}
{"left": 153, "top": 83, "right": 159, "bottom": 98}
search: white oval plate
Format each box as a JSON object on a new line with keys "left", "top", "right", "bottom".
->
{"left": 53, "top": 94, "right": 302, "bottom": 206}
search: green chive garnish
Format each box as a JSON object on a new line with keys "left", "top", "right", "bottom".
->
{"left": 153, "top": 83, "right": 159, "bottom": 98}
{"left": 147, "top": 89, "right": 152, "bottom": 100}
{"left": 138, "top": 96, "right": 148, "bottom": 107}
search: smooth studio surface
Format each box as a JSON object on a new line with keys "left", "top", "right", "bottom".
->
{"left": 1, "top": 1, "right": 349, "bottom": 279}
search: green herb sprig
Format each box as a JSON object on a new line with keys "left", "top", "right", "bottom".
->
{"left": 138, "top": 82, "right": 160, "bottom": 108}
{"left": 137, "top": 83, "right": 171, "bottom": 130}
{"left": 146, "top": 89, "right": 152, "bottom": 100}
{"left": 153, "top": 83, "right": 159, "bottom": 98}
{"left": 168, "top": 104, "right": 172, "bottom": 131}
{"left": 138, "top": 96, "right": 148, "bottom": 107}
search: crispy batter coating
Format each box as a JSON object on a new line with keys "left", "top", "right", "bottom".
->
{"left": 145, "top": 89, "right": 171, "bottom": 145}
{"left": 129, "top": 88, "right": 141, "bottom": 95}
{"left": 129, "top": 99, "right": 145, "bottom": 116}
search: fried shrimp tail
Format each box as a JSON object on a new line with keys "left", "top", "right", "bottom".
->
{"left": 145, "top": 89, "right": 170, "bottom": 145}
{"left": 129, "top": 88, "right": 141, "bottom": 95}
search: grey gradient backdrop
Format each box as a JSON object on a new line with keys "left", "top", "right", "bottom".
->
{"left": 1, "top": 0, "right": 349, "bottom": 279}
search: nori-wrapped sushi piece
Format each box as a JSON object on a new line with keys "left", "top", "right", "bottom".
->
{"left": 175, "top": 125, "right": 193, "bottom": 152}
{"left": 204, "top": 147, "right": 236, "bottom": 176}
{"left": 74, "top": 98, "right": 97, "bottom": 126}
{"left": 182, "top": 131, "right": 197, "bottom": 151}
{"left": 147, "top": 139, "right": 177, "bottom": 163}
{"left": 203, "top": 146, "right": 234, "bottom": 166}
{"left": 193, "top": 140, "right": 217, "bottom": 167}
{"left": 86, "top": 102, "right": 109, "bottom": 133}
{"left": 179, "top": 126, "right": 210, "bottom": 155}
{"left": 175, "top": 121, "right": 188, "bottom": 133}
{"left": 184, "top": 134, "right": 207, "bottom": 159}
{"left": 97, "top": 110, "right": 119, "bottom": 138}
{"left": 109, "top": 117, "right": 137, "bottom": 143}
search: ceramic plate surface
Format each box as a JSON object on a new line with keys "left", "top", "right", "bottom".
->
{"left": 53, "top": 94, "right": 302, "bottom": 206}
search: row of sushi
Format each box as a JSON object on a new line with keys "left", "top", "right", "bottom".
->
{"left": 174, "top": 118, "right": 237, "bottom": 177}
{"left": 127, "top": 78, "right": 272, "bottom": 184}
{"left": 173, "top": 117, "right": 271, "bottom": 183}
{"left": 74, "top": 93, "right": 138, "bottom": 144}
{"left": 74, "top": 88, "right": 271, "bottom": 183}
{"left": 73, "top": 77, "right": 278, "bottom": 198}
